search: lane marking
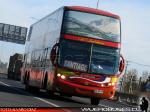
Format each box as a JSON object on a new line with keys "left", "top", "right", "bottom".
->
{"left": 34, "top": 97, "right": 60, "bottom": 107}
{"left": 0, "top": 81, "right": 11, "bottom": 87}
{"left": 0, "top": 80, "right": 126, "bottom": 108}
{"left": 0, "top": 80, "right": 60, "bottom": 107}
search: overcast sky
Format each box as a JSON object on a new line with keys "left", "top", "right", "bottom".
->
{"left": 0, "top": 0, "right": 150, "bottom": 73}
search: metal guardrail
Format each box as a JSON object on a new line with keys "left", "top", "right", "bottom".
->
{"left": 114, "top": 92, "right": 139, "bottom": 105}
{"left": 115, "top": 75, "right": 150, "bottom": 105}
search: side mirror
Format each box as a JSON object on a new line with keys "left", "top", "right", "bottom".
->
{"left": 50, "top": 43, "right": 59, "bottom": 66}
{"left": 119, "top": 55, "right": 125, "bottom": 74}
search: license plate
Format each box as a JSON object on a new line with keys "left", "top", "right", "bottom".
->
{"left": 94, "top": 90, "right": 103, "bottom": 94}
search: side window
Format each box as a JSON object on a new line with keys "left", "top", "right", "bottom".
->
{"left": 45, "top": 47, "right": 51, "bottom": 67}
{"left": 27, "top": 26, "right": 33, "bottom": 41}
{"left": 41, "top": 48, "right": 48, "bottom": 67}
{"left": 25, "top": 53, "right": 31, "bottom": 68}
{"left": 31, "top": 50, "right": 40, "bottom": 68}
{"left": 39, "top": 50, "right": 43, "bottom": 67}
{"left": 31, "top": 51, "right": 36, "bottom": 67}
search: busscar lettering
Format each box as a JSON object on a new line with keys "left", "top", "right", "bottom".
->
{"left": 64, "top": 60, "right": 87, "bottom": 72}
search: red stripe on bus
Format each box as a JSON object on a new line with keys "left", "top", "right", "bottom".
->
{"left": 66, "top": 6, "right": 120, "bottom": 19}
{"left": 63, "top": 34, "right": 121, "bottom": 48}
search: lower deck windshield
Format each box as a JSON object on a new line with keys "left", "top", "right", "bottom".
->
{"left": 58, "top": 39, "right": 120, "bottom": 75}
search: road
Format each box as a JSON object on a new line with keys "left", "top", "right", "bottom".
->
{"left": 0, "top": 74, "right": 140, "bottom": 111}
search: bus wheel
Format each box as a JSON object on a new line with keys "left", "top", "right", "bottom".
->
{"left": 65, "top": 94, "right": 72, "bottom": 98}
{"left": 25, "top": 83, "right": 31, "bottom": 91}
{"left": 25, "top": 84, "right": 40, "bottom": 93}
{"left": 25, "top": 74, "right": 31, "bottom": 92}
{"left": 43, "top": 74, "right": 48, "bottom": 89}
{"left": 90, "top": 98, "right": 100, "bottom": 105}
{"left": 24, "top": 72, "right": 28, "bottom": 84}
{"left": 60, "top": 93, "right": 72, "bottom": 98}
{"left": 31, "top": 87, "right": 40, "bottom": 93}
{"left": 47, "top": 90, "right": 54, "bottom": 97}
{"left": 7, "top": 73, "right": 10, "bottom": 79}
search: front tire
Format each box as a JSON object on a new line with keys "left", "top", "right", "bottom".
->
{"left": 60, "top": 93, "right": 72, "bottom": 98}
{"left": 24, "top": 74, "right": 34, "bottom": 91}
{"left": 47, "top": 90, "right": 54, "bottom": 97}
{"left": 25, "top": 76, "right": 40, "bottom": 93}
{"left": 25, "top": 74, "right": 31, "bottom": 92}
{"left": 25, "top": 83, "right": 31, "bottom": 91}
{"left": 91, "top": 98, "right": 100, "bottom": 105}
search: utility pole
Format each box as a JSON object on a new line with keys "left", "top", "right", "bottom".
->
{"left": 30, "top": 17, "right": 39, "bottom": 21}
{"left": 96, "top": 0, "right": 100, "bottom": 9}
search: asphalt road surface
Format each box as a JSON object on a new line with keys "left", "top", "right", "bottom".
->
{"left": 0, "top": 74, "right": 141, "bottom": 112}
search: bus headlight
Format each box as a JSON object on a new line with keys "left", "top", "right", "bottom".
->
{"left": 61, "top": 75, "right": 66, "bottom": 79}
{"left": 57, "top": 73, "right": 61, "bottom": 77}
{"left": 108, "top": 83, "right": 112, "bottom": 86}
{"left": 101, "top": 84, "right": 104, "bottom": 87}
{"left": 111, "top": 82, "right": 115, "bottom": 86}
{"left": 57, "top": 73, "right": 66, "bottom": 80}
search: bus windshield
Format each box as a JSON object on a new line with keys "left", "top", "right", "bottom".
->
{"left": 62, "top": 10, "right": 120, "bottom": 42}
{"left": 89, "top": 44, "right": 120, "bottom": 75}
{"left": 58, "top": 39, "right": 120, "bottom": 75}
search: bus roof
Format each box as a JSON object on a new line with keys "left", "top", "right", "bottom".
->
{"left": 66, "top": 6, "right": 120, "bottom": 19}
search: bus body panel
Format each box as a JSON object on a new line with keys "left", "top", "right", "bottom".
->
{"left": 23, "top": 7, "right": 64, "bottom": 89}
{"left": 25, "top": 7, "right": 64, "bottom": 52}
{"left": 65, "top": 6, "right": 120, "bottom": 19}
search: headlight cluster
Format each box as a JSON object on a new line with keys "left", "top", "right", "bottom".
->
{"left": 57, "top": 73, "right": 66, "bottom": 80}
{"left": 100, "top": 77, "right": 118, "bottom": 87}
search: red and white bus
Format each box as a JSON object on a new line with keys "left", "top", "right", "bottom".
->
{"left": 22, "top": 6, "right": 125, "bottom": 105}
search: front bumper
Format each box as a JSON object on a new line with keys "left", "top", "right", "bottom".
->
{"left": 56, "top": 78, "right": 116, "bottom": 99}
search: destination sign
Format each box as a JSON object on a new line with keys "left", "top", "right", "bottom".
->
{"left": 64, "top": 60, "right": 87, "bottom": 72}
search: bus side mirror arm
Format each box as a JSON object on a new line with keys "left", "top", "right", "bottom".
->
{"left": 50, "top": 43, "right": 59, "bottom": 66}
{"left": 119, "top": 55, "right": 125, "bottom": 76}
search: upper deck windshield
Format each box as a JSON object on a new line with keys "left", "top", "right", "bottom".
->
{"left": 62, "top": 10, "right": 120, "bottom": 42}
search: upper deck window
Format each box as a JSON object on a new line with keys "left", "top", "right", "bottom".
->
{"left": 27, "top": 26, "right": 33, "bottom": 41}
{"left": 62, "top": 11, "right": 120, "bottom": 43}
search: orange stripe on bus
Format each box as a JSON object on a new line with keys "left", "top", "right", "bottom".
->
{"left": 63, "top": 34, "right": 120, "bottom": 48}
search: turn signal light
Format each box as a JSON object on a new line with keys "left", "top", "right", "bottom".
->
{"left": 100, "top": 82, "right": 116, "bottom": 87}
{"left": 111, "top": 77, "right": 118, "bottom": 83}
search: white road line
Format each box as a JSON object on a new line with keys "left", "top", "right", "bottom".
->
{"left": 34, "top": 97, "right": 60, "bottom": 107}
{"left": 0, "top": 80, "right": 118, "bottom": 108}
{"left": 0, "top": 80, "right": 60, "bottom": 107}
{"left": 0, "top": 81, "right": 11, "bottom": 87}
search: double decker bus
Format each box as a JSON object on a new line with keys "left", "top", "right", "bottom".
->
{"left": 22, "top": 6, "right": 125, "bottom": 105}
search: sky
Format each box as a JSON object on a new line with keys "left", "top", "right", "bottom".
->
{"left": 0, "top": 0, "right": 150, "bottom": 74}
